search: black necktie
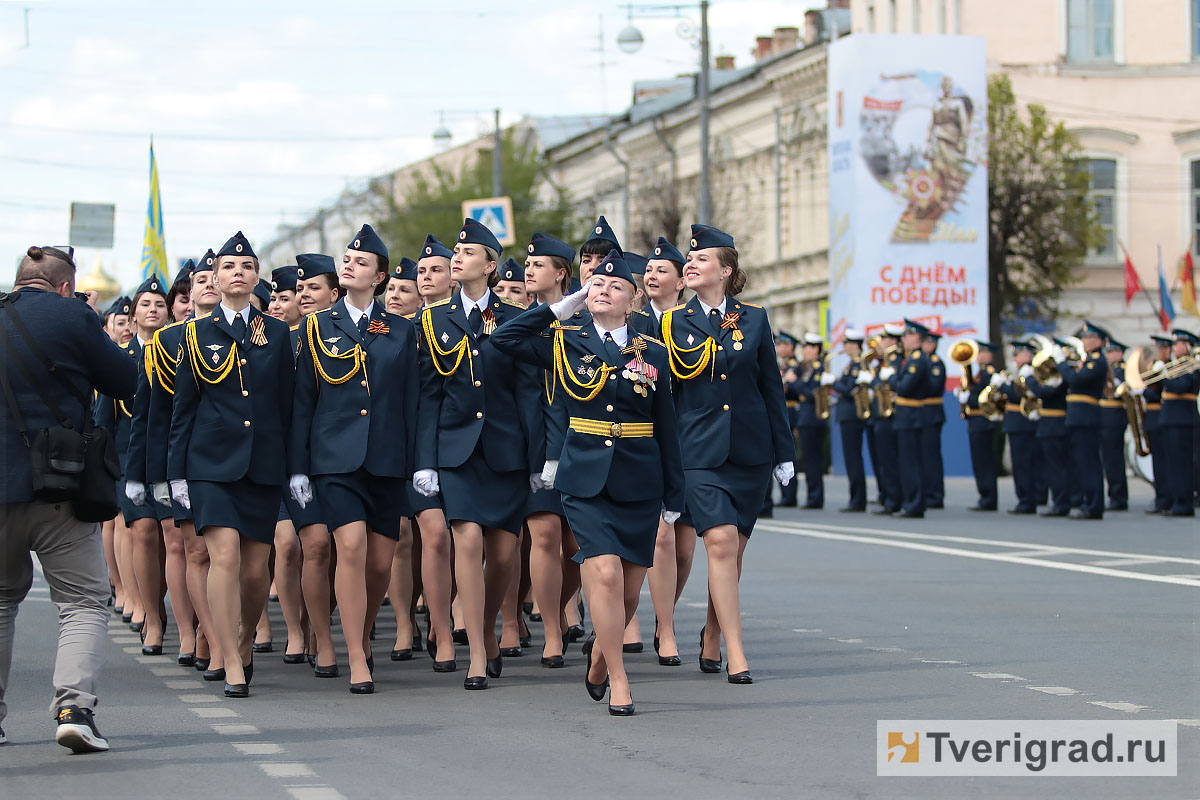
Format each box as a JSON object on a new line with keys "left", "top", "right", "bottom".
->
{"left": 357, "top": 314, "right": 369, "bottom": 338}
{"left": 468, "top": 305, "right": 482, "bottom": 335}
{"left": 231, "top": 313, "right": 246, "bottom": 344}
{"left": 709, "top": 308, "right": 722, "bottom": 330}
{"left": 603, "top": 332, "right": 622, "bottom": 363}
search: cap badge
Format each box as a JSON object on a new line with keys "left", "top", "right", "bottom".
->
{"left": 604, "top": 263, "right": 612, "bottom": 273}
{"left": 505, "top": 271, "right": 513, "bottom": 279}
{"left": 690, "top": 238, "right": 698, "bottom": 248}
{"left": 235, "top": 243, "right": 243, "bottom": 253}
{"left": 594, "top": 226, "right": 602, "bottom": 235}
{"left": 459, "top": 231, "right": 466, "bottom": 240}
{"left": 425, "top": 246, "right": 432, "bottom": 255}
{"left": 654, "top": 247, "right": 661, "bottom": 256}
{"left": 354, "top": 239, "right": 361, "bottom": 248}
{"left": 206, "top": 257, "right": 213, "bottom": 266}
{"left": 527, "top": 244, "right": 534, "bottom": 253}
{"left": 297, "top": 269, "right": 305, "bottom": 278}
{"left": 271, "top": 281, "right": 279, "bottom": 290}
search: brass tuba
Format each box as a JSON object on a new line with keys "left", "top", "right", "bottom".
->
{"left": 814, "top": 354, "right": 833, "bottom": 420}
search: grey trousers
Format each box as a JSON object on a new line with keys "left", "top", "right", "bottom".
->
{"left": 0, "top": 501, "right": 109, "bottom": 726}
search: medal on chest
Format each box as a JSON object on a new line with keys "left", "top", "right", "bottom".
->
{"left": 620, "top": 337, "right": 657, "bottom": 396}
{"left": 720, "top": 311, "right": 744, "bottom": 351}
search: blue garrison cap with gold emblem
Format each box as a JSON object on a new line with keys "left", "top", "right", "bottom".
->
{"left": 172, "top": 260, "right": 195, "bottom": 286}
{"left": 624, "top": 252, "right": 647, "bottom": 276}
{"left": 420, "top": 234, "right": 453, "bottom": 261}
{"left": 134, "top": 275, "right": 167, "bottom": 298}
{"left": 348, "top": 223, "right": 388, "bottom": 262}
{"left": 217, "top": 231, "right": 256, "bottom": 259}
{"left": 687, "top": 223, "right": 735, "bottom": 252}
{"left": 584, "top": 216, "right": 621, "bottom": 254}
{"left": 193, "top": 249, "right": 217, "bottom": 274}
{"left": 499, "top": 257, "right": 525, "bottom": 283}
{"left": 391, "top": 257, "right": 418, "bottom": 282}
{"left": 527, "top": 232, "right": 574, "bottom": 263}
{"left": 593, "top": 249, "right": 635, "bottom": 287}
{"left": 253, "top": 279, "right": 272, "bottom": 307}
{"left": 271, "top": 266, "right": 299, "bottom": 293}
{"left": 903, "top": 317, "right": 929, "bottom": 337}
{"left": 457, "top": 217, "right": 503, "bottom": 257}
{"left": 106, "top": 295, "right": 132, "bottom": 318}
{"left": 1173, "top": 328, "right": 1199, "bottom": 346}
{"left": 295, "top": 253, "right": 336, "bottom": 280}
{"left": 650, "top": 237, "right": 685, "bottom": 265}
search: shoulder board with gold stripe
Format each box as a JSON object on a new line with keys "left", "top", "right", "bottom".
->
{"left": 739, "top": 302, "right": 762, "bottom": 308}
{"left": 425, "top": 298, "right": 452, "bottom": 309}
{"left": 557, "top": 325, "right": 582, "bottom": 331}
{"left": 664, "top": 303, "right": 686, "bottom": 313}
{"left": 636, "top": 334, "right": 665, "bottom": 347}
{"left": 498, "top": 297, "right": 526, "bottom": 309}
{"left": 631, "top": 309, "right": 651, "bottom": 317}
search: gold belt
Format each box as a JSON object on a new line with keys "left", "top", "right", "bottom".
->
{"left": 1066, "top": 394, "right": 1098, "bottom": 405}
{"left": 1039, "top": 409, "right": 1065, "bottom": 418}
{"left": 786, "top": 400, "right": 799, "bottom": 408}
{"left": 1162, "top": 392, "right": 1198, "bottom": 401}
{"left": 1144, "top": 403, "right": 1161, "bottom": 411}
{"left": 922, "top": 397, "right": 944, "bottom": 406}
{"left": 894, "top": 397, "right": 923, "bottom": 408}
{"left": 1099, "top": 399, "right": 1123, "bottom": 408}
{"left": 964, "top": 408, "right": 987, "bottom": 417}
{"left": 569, "top": 417, "right": 654, "bottom": 438}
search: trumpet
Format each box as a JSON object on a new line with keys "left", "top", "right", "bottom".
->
{"left": 949, "top": 339, "right": 978, "bottom": 418}
{"left": 1030, "top": 334, "right": 1084, "bottom": 382}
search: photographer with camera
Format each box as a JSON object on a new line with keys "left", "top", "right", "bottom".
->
{"left": 1, "top": 245, "right": 137, "bottom": 753}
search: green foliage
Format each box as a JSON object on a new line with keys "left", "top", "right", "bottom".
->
{"left": 371, "top": 130, "right": 585, "bottom": 262}
{"left": 987, "top": 73, "right": 1106, "bottom": 342}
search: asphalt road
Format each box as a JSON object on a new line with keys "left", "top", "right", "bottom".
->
{"left": 2, "top": 476, "right": 1197, "bottom": 799}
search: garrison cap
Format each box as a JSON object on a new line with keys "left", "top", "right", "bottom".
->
{"left": 624, "top": 252, "right": 648, "bottom": 276}
{"left": 584, "top": 215, "right": 621, "bottom": 254}
{"left": 687, "top": 223, "right": 735, "bottom": 252}
{"left": 348, "top": 223, "right": 388, "bottom": 262}
{"left": 106, "top": 295, "right": 132, "bottom": 318}
{"left": 133, "top": 275, "right": 167, "bottom": 298}
{"left": 527, "top": 232, "right": 574, "bottom": 263}
{"left": 650, "top": 237, "right": 685, "bottom": 265}
{"left": 253, "top": 279, "right": 272, "bottom": 307}
{"left": 172, "top": 260, "right": 195, "bottom": 285}
{"left": 217, "top": 231, "right": 256, "bottom": 259}
{"left": 457, "top": 217, "right": 502, "bottom": 257}
{"left": 194, "top": 249, "right": 217, "bottom": 274}
{"left": 593, "top": 249, "right": 635, "bottom": 287}
{"left": 295, "top": 253, "right": 336, "bottom": 279}
{"left": 420, "top": 234, "right": 453, "bottom": 261}
{"left": 270, "top": 266, "right": 299, "bottom": 293}
{"left": 499, "top": 257, "right": 525, "bottom": 283}
{"left": 391, "top": 257, "right": 418, "bottom": 282}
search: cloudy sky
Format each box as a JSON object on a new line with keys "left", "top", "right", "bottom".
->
{"left": 0, "top": 0, "right": 821, "bottom": 288}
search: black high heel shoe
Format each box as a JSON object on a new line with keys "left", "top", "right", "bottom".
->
{"left": 432, "top": 659, "right": 457, "bottom": 673}
{"left": 223, "top": 683, "right": 249, "bottom": 698}
{"left": 727, "top": 668, "right": 753, "bottom": 685}
{"left": 244, "top": 658, "right": 254, "bottom": 685}
{"left": 283, "top": 650, "right": 308, "bottom": 665}
{"left": 582, "top": 635, "right": 608, "bottom": 702}
{"left": 121, "top": 612, "right": 133, "bottom": 624}
{"left": 463, "top": 675, "right": 488, "bottom": 690}
{"left": 178, "top": 652, "right": 196, "bottom": 667}
{"left": 391, "top": 647, "right": 413, "bottom": 661}
{"left": 194, "top": 657, "right": 210, "bottom": 672}
{"left": 314, "top": 663, "right": 340, "bottom": 678}
{"left": 698, "top": 627, "right": 722, "bottom": 674}
{"left": 452, "top": 628, "right": 469, "bottom": 645}
{"left": 486, "top": 655, "right": 503, "bottom": 678}
{"left": 349, "top": 680, "right": 375, "bottom": 694}
{"left": 499, "top": 646, "right": 522, "bottom": 658}
{"left": 608, "top": 703, "right": 636, "bottom": 716}
{"left": 203, "top": 667, "right": 226, "bottom": 682}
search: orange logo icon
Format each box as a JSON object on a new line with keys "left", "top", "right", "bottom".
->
{"left": 887, "top": 732, "right": 919, "bottom": 763}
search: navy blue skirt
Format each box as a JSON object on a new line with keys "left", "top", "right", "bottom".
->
{"left": 118, "top": 479, "right": 170, "bottom": 525}
{"left": 276, "top": 491, "right": 325, "bottom": 529}
{"left": 314, "top": 469, "right": 409, "bottom": 540}
{"left": 525, "top": 485, "right": 564, "bottom": 517}
{"left": 440, "top": 443, "right": 525, "bottom": 535}
{"left": 407, "top": 480, "right": 444, "bottom": 514}
{"left": 171, "top": 496, "right": 192, "bottom": 523}
{"left": 561, "top": 489, "right": 659, "bottom": 567}
{"left": 680, "top": 462, "right": 772, "bottom": 538}
{"left": 190, "top": 479, "right": 282, "bottom": 543}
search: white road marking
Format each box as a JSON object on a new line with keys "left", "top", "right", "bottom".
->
{"left": 1028, "top": 686, "right": 1080, "bottom": 696}
{"left": 212, "top": 724, "right": 259, "bottom": 735}
{"left": 970, "top": 672, "right": 1026, "bottom": 681}
{"left": 1090, "top": 701, "right": 1149, "bottom": 713}
{"left": 994, "top": 548, "right": 1076, "bottom": 559}
{"left": 830, "top": 637, "right": 863, "bottom": 643}
{"left": 191, "top": 707, "right": 239, "bottom": 718}
{"left": 122, "top": 646, "right": 143, "bottom": 654}
{"left": 148, "top": 666, "right": 180, "bottom": 676}
{"left": 917, "top": 659, "right": 963, "bottom": 664}
{"left": 684, "top": 602, "right": 708, "bottom": 609}
{"left": 865, "top": 646, "right": 907, "bottom": 653}
{"left": 287, "top": 788, "right": 346, "bottom": 800}
{"left": 1087, "top": 557, "right": 1171, "bottom": 567}
{"left": 792, "top": 628, "right": 822, "bottom": 633}
{"left": 135, "top": 655, "right": 165, "bottom": 664}
{"left": 110, "top": 636, "right": 141, "bottom": 644}
{"left": 757, "top": 521, "right": 1200, "bottom": 588}
{"left": 233, "top": 742, "right": 284, "bottom": 755}
{"left": 258, "top": 762, "right": 317, "bottom": 778}
{"left": 177, "top": 694, "right": 217, "bottom": 703}
{"left": 165, "top": 680, "right": 201, "bottom": 689}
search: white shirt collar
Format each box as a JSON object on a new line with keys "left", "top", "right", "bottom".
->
{"left": 697, "top": 297, "right": 726, "bottom": 318}
{"left": 135, "top": 334, "right": 150, "bottom": 348}
{"left": 592, "top": 320, "right": 629, "bottom": 349}
{"left": 649, "top": 301, "right": 672, "bottom": 320}
{"left": 220, "top": 303, "right": 250, "bottom": 326}
{"left": 344, "top": 298, "right": 374, "bottom": 326}
{"left": 459, "top": 288, "right": 491, "bottom": 314}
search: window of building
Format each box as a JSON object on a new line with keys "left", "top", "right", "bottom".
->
{"left": 912, "top": 0, "right": 921, "bottom": 32}
{"left": 1067, "top": 0, "right": 1115, "bottom": 64}
{"left": 1192, "top": 159, "right": 1200, "bottom": 256}
{"left": 1085, "top": 158, "right": 1117, "bottom": 259}
{"left": 888, "top": 0, "right": 897, "bottom": 32}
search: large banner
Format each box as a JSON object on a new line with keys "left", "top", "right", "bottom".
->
{"left": 827, "top": 34, "right": 988, "bottom": 347}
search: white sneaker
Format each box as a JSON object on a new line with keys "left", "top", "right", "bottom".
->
{"left": 54, "top": 706, "right": 109, "bottom": 753}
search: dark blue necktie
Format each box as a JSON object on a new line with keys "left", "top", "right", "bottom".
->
{"left": 231, "top": 313, "right": 246, "bottom": 344}
{"left": 357, "top": 313, "right": 369, "bottom": 338}
{"left": 603, "top": 332, "right": 622, "bottom": 364}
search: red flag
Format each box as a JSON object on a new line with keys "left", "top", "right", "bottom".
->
{"left": 1121, "top": 243, "right": 1142, "bottom": 308}
{"left": 1180, "top": 242, "right": 1198, "bottom": 317}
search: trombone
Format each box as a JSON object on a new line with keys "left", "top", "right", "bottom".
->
{"left": 1123, "top": 345, "right": 1200, "bottom": 387}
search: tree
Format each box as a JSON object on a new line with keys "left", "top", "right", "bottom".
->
{"left": 987, "top": 73, "right": 1105, "bottom": 346}
{"left": 370, "top": 129, "right": 583, "bottom": 263}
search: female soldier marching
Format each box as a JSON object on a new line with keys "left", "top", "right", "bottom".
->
{"left": 289, "top": 225, "right": 420, "bottom": 694}
{"left": 168, "top": 232, "right": 296, "bottom": 699}
{"left": 493, "top": 251, "right": 684, "bottom": 715}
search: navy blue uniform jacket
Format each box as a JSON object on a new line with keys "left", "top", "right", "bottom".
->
{"left": 832, "top": 358, "right": 867, "bottom": 424}
{"left": 126, "top": 319, "right": 187, "bottom": 484}
{"left": 661, "top": 296, "right": 792, "bottom": 469}
{"left": 167, "top": 307, "right": 295, "bottom": 484}
{"left": 888, "top": 349, "right": 930, "bottom": 432}
{"left": 1058, "top": 350, "right": 1107, "bottom": 428}
{"left": 94, "top": 337, "right": 142, "bottom": 473}
{"left": 2, "top": 287, "right": 137, "bottom": 504}
{"left": 924, "top": 353, "right": 947, "bottom": 424}
{"left": 492, "top": 303, "right": 684, "bottom": 509}
{"left": 289, "top": 299, "right": 418, "bottom": 477}
{"left": 1160, "top": 370, "right": 1200, "bottom": 427}
{"left": 1026, "top": 374, "right": 1068, "bottom": 439}
{"left": 415, "top": 291, "right": 541, "bottom": 473}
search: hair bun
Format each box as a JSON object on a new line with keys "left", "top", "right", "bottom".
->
{"left": 26, "top": 245, "right": 44, "bottom": 260}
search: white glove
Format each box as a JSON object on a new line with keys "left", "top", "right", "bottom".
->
{"left": 662, "top": 510, "right": 681, "bottom": 525}
{"left": 549, "top": 286, "right": 590, "bottom": 321}
{"left": 1018, "top": 364, "right": 1034, "bottom": 379}
{"left": 1151, "top": 360, "right": 1165, "bottom": 372}
{"left": 955, "top": 389, "right": 969, "bottom": 403}
{"left": 540, "top": 459, "right": 559, "bottom": 490}
{"left": 413, "top": 468, "right": 440, "bottom": 497}
{"left": 989, "top": 372, "right": 1004, "bottom": 388}
{"left": 1132, "top": 386, "right": 1144, "bottom": 397}
{"left": 1051, "top": 345, "right": 1065, "bottom": 362}
{"left": 152, "top": 482, "right": 170, "bottom": 507}
{"left": 124, "top": 480, "right": 146, "bottom": 506}
{"left": 170, "top": 479, "right": 190, "bottom": 510}
{"left": 879, "top": 366, "right": 895, "bottom": 380}
{"left": 1028, "top": 409, "right": 1041, "bottom": 421}
{"left": 855, "top": 370, "right": 872, "bottom": 385}
{"left": 1042, "top": 375, "right": 1063, "bottom": 387}
{"left": 773, "top": 461, "right": 795, "bottom": 486}
{"left": 289, "top": 474, "right": 313, "bottom": 509}
{"left": 819, "top": 372, "right": 836, "bottom": 386}
{"left": 529, "top": 472, "right": 545, "bottom": 492}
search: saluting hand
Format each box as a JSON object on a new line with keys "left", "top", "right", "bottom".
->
{"left": 549, "top": 284, "right": 591, "bottom": 321}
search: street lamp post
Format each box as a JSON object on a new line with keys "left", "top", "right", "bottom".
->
{"left": 618, "top": 1, "right": 712, "bottom": 225}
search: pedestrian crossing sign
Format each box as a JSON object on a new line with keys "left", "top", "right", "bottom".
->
{"left": 462, "top": 196, "right": 515, "bottom": 247}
